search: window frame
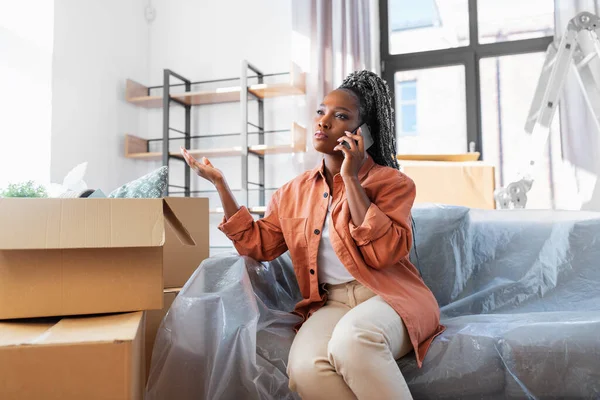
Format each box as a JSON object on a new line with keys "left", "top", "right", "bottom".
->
{"left": 379, "top": 0, "right": 553, "bottom": 157}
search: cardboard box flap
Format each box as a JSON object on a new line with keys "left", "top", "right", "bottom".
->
{"left": 163, "top": 287, "right": 183, "bottom": 295}
{"left": 38, "top": 312, "right": 143, "bottom": 345}
{"left": 0, "top": 199, "right": 165, "bottom": 250}
{"left": 163, "top": 200, "right": 196, "bottom": 246}
{"left": 0, "top": 320, "right": 56, "bottom": 347}
{"left": 0, "top": 313, "right": 143, "bottom": 347}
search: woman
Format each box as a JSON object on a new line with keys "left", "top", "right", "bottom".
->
{"left": 181, "top": 71, "right": 444, "bottom": 400}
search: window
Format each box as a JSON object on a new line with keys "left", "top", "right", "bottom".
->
{"left": 480, "top": 53, "right": 560, "bottom": 209}
{"left": 380, "top": 0, "right": 557, "bottom": 206}
{"left": 395, "top": 67, "right": 467, "bottom": 153}
{"left": 389, "top": 0, "right": 440, "bottom": 32}
{"left": 396, "top": 80, "right": 418, "bottom": 136}
{"left": 387, "top": 0, "right": 469, "bottom": 55}
{"left": 477, "top": 0, "right": 555, "bottom": 44}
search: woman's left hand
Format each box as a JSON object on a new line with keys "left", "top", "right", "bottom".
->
{"left": 335, "top": 128, "right": 368, "bottom": 180}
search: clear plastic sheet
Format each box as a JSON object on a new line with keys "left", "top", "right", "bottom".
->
{"left": 146, "top": 253, "right": 303, "bottom": 400}
{"left": 147, "top": 205, "right": 600, "bottom": 399}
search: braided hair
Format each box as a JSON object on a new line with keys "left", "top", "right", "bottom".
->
{"left": 338, "top": 71, "right": 399, "bottom": 170}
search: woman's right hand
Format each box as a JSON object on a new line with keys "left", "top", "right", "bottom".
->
{"left": 180, "top": 147, "right": 224, "bottom": 185}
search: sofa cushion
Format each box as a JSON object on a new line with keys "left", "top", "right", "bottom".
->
{"left": 398, "top": 314, "right": 505, "bottom": 399}
{"left": 500, "top": 318, "right": 600, "bottom": 398}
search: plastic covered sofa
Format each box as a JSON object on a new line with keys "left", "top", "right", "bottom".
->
{"left": 146, "top": 205, "right": 600, "bottom": 399}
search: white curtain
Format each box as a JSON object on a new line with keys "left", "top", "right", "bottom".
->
{"left": 554, "top": 0, "right": 600, "bottom": 209}
{"left": 291, "top": 0, "right": 380, "bottom": 170}
{"left": 0, "top": 1, "right": 54, "bottom": 188}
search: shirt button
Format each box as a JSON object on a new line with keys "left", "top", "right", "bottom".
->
{"left": 314, "top": 229, "right": 320, "bottom": 235}
{"left": 310, "top": 269, "right": 315, "bottom": 275}
{"left": 323, "top": 192, "right": 328, "bottom": 198}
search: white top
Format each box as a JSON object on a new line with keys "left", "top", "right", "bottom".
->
{"left": 317, "top": 201, "right": 355, "bottom": 285}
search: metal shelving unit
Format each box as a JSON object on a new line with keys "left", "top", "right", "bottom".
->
{"left": 124, "top": 60, "right": 306, "bottom": 213}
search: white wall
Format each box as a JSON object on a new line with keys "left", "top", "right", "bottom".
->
{"left": 51, "top": 0, "right": 151, "bottom": 192}
{"left": 51, "top": 0, "right": 298, "bottom": 250}
{"left": 0, "top": 1, "right": 54, "bottom": 188}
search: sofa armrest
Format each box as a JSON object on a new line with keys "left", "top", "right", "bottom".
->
{"left": 398, "top": 314, "right": 505, "bottom": 399}
{"left": 147, "top": 252, "right": 302, "bottom": 400}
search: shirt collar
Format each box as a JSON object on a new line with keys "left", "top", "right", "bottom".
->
{"left": 307, "top": 156, "right": 376, "bottom": 182}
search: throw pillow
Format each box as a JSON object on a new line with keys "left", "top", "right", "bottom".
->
{"left": 109, "top": 166, "right": 168, "bottom": 198}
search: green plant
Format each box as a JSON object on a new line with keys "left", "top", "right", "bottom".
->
{"left": 0, "top": 181, "right": 48, "bottom": 198}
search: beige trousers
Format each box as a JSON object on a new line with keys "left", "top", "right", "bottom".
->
{"left": 287, "top": 280, "right": 414, "bottom": 400}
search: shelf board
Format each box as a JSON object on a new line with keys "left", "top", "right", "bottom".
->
{"left": 170, "top": 143, "right": 303, "bottom": 158}
{"left": 174, "top": 147, "right": 244, "bottom": 159}
{"left": 125, "top": 123, "right": 307, "bottom": 161}
{"left": 248, "top": 82, "right": 305, "bottom": 98}
{"left": 125, "top": 63, "right": 306, "bottom": 109}
{"left": 249, "top": 144, "right": 298, "bottom": 155}
{"left": 125, "top": 144, "right": 304, "bottom": 161}
{"left": 127, "top": 95, "right": 163, "bottom": 108}
{"left": 210, "top": 206, "right": 266, "bottom": 215}
{"left": 250, "top": 206, "right": 267, "bottom": 215}
{"left": 124, "top": 134, "right": 160, "bottom": 160}
{"left": 126, "top": 85, "right": 303, "bottom": 108}
{"left": 175, "top": 89, "right": 241, "bottom": 105}
{"left": 126, "top": 151, "right": 163, "bottom": 161}
{"left": 126, "top": 145, "right": 305, "bottom": 160}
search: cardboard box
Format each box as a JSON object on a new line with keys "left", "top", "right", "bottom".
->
{"left": 0, "top": 198, "right": 195, "bottom": 320}
{"left": 163, "top": 198, "right": 209, "bottom": 288}
{"left": 400, "top": 161, "right": 496, "bottom": 210}
{"left": 0, "top": 312, "right": 145, "bottom": 400}
{"left": 145, "top": 288, "right": 181, "bottom": 379}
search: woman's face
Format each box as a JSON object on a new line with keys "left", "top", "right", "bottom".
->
{"left": 313, "top": 89, "right": 361, "bottom": 155}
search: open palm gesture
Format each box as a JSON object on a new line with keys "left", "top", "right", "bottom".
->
{"left": 180, "top": 147, "right": 223, "bottom": 185}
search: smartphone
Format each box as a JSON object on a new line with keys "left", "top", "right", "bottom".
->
{"left": 342, "top": 123, "right": 374, "bottom": 150}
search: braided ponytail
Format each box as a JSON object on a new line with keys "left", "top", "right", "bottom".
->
{"left": 338, "top": 71, "right": 399, "bottom": 170}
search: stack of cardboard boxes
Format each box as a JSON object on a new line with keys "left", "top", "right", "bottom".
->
{"left": 0, "top": 197, "right": 208, "bottom": 400}
{"left": 144, "top": 197, "right": 210, "bottom": 378}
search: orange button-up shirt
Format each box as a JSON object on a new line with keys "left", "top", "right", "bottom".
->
{"left": 219, "top": 156, "right": 444, "bottom": 367}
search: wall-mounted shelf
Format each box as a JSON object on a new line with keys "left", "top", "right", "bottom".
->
{"left": 125, "top": 64, "right": 305, "bottom": 109}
